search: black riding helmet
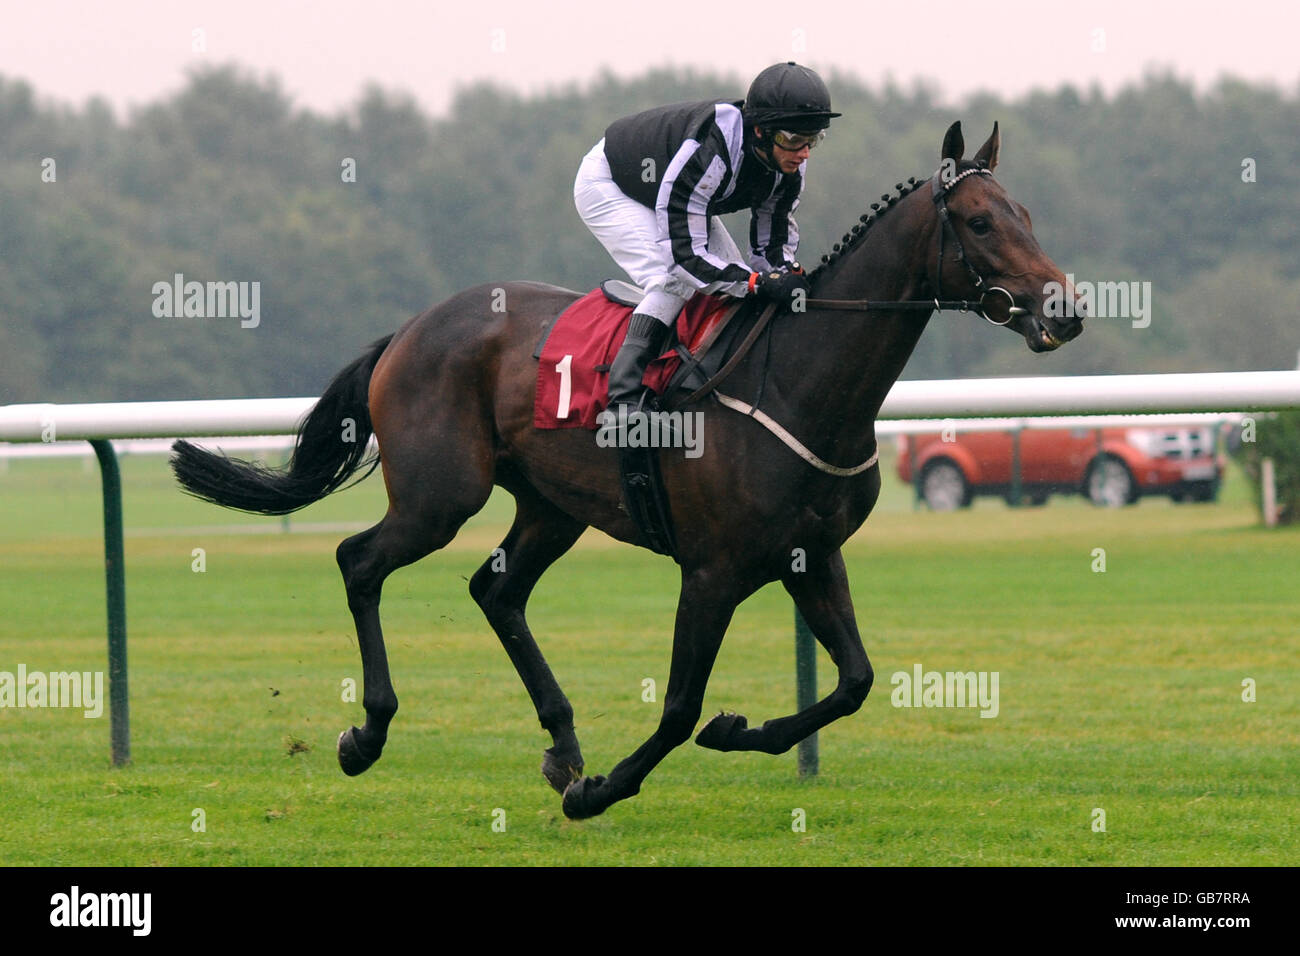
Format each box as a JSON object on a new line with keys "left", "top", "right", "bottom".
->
{"left": 743, "top": 61, "right": 842, "bottom": 132}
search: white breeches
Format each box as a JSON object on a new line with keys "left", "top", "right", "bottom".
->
{"left": 573, "top": 138, "right": 747, "bottom": 325}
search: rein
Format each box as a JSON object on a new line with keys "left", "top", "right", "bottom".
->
{"left": 674, "top": 166, "right": 1028, "bottom": 476}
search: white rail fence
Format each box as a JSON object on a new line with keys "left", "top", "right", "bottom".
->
{"left": 4, "top": 370, "right": 1300, "bottom": 444}
{"left": 4, "top": 369, "right": 1299, "bottom": 770}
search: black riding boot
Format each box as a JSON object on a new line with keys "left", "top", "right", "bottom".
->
{"left": 607, "top": 313, "right": 673, "bottom": 411}
{"left": 606, "top": 312, "right": 678, "bottom": 556}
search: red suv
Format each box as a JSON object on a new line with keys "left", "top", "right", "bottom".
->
{"left": 896, "top": 425, "right": 1224, "bottom": 509}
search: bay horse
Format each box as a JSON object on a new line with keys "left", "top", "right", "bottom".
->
{"left": 172, "top": 122, "right": 1084, "bottom": 819}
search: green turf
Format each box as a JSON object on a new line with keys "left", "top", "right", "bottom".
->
{"left": 0, "top": 447, "right": 1295, "bottom": 865}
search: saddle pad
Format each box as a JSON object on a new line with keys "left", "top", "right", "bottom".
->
{"left": 534, "top": 289, "right": 734, "bottom": 429}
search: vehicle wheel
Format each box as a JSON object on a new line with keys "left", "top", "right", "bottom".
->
{"left": 921, "top": 460, "right": 971, "bottom": 511}
{"left": 1027, "top": 492, "right": 1049, "bottom": 506}
{"left": 1187, "top": 480, "right": 1218, "bottom": 503}
{"left": 1086, "top": 456, "right": 1137, "bottom": 507}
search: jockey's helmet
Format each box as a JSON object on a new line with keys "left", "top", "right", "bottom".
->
{"left": 743, "top": 62, "right": 842, "bottom": 133}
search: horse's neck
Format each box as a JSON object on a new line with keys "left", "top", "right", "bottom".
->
{"left": 767, "top": 192, "right": 937, "bottom": 445}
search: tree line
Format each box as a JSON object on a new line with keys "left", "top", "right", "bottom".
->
{"left": 2, "top": 65, "right": 1297, "bottom": 403}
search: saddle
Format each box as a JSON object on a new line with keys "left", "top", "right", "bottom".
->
{"left": 612, "top": 284, "right": 770, "bottom": 398}
{"left": 533, "top": 282, "right": 758, "bottom": 419}
{"left": 533, "top": 282, "right": 766, "bottom": 558}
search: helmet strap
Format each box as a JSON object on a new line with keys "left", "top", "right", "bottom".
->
{"left": 749, "top": 128, "right": 778, "bottom": 171}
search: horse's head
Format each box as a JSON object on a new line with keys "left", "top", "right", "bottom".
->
{"left": 928, "top": 121, "right": 1085, "bottom": 352}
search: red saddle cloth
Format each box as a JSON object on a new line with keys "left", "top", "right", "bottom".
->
{"left": 534, "top": 290, "right": 735, "bottom": 429}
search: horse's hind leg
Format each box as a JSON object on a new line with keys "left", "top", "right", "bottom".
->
{"left": 694, "top": 548, "right": 873, "bottom": 755}
{"left": 336, "top": 440, "right": 493, "bottom": 776}
{"left": 469, "top": 485, "right": 588, "bottom": 793}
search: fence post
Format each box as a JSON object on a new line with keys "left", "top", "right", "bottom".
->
{"left": 90, "top": 440, "right": 130, "bottom": 767}
{"left": 1010, "top": 425, "right": 1023, "bottom": 506}
{"left": 1262, "top": 457, "right": 1278, "bottom": 528}
{"left": 909, "top": 437, "right": 921, "bottom": 510}
{"left": 795, "top": 609, "right": 818, "bottom": 776}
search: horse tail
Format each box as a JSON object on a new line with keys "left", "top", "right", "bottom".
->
{"left": 170, "top": 333, "right": 394, "bottom": 515}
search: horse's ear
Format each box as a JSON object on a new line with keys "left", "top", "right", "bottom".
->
{"left": 941, "top": 121, "right": 964, "bottom": 164}
{"left": 973, "top": 121, "right": 1001, "bottom": 171}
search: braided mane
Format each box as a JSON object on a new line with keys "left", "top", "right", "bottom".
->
{"left": 806, "top": 175, "right": 926, "bottom": 283}
{"left": 807, "top": 160, "right": 988, "bottom": 283}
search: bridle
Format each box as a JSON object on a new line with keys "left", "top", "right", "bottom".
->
{"left": 673, "top": 164, "right": 1033, "bottom": 432}
{"left": 925, "top": 165, "right": 1027, "bottom": 326}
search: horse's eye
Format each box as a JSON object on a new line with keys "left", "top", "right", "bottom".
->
{"left": 969, "top": 217, "right": 991, "bottom": 236}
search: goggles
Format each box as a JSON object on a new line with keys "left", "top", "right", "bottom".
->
{"left": 770, "top": 129, "right": 826, "bottom": 152}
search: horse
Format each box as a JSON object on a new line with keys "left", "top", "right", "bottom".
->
{"left": 171, "top": 122, "right": 1085, "bottom": 819}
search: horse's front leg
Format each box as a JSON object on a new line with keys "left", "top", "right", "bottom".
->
{"left": 561, "top": 566, "right": 743, "bottom": 819}
{"left": 695, "top": 548, "right": 873, "bottom": 755}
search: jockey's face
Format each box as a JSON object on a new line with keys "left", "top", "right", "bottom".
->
{"left": 755, "top": 127, "right": 811, "bottom": 174}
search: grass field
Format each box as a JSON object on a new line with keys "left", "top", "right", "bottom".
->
{"left": 0, "top": 445, "right": 1296, "bottom": 866}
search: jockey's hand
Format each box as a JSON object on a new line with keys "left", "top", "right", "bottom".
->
{"left": 749, "top": 268, "right": 810, "bottom": 307}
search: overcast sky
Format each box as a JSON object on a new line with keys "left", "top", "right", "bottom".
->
{"left": 3, "top": 0, "right": 1295, "bottom": 117}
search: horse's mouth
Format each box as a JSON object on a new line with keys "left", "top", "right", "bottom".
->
{"left": 1027, "top": 316, "right": 1081, "bottom": 352}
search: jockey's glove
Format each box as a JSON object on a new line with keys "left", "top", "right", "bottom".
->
{"left": 749, "top": 268, "right": 810, "bottom": 306}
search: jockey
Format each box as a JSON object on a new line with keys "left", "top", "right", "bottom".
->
{"left": 573, "top": 61, "right": 841, "bottom": 416}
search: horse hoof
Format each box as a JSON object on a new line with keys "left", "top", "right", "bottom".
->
{"left": 542, "top": 748, "right": 584, "bottom": 795}
{"left": 562, "top": 775, "right": 609, "bottom": 820}
{"left": 337, "top": 726, "right": 379, "bottom": 776}
{"left": 695, "top": 711, "right": 749, "bottom": 751}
